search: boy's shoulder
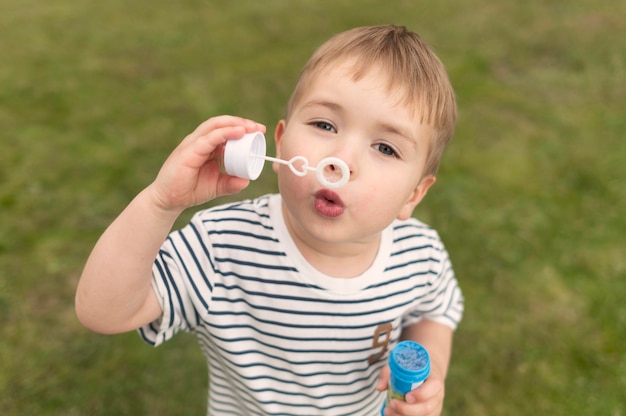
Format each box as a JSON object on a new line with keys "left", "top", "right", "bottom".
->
{"left": 390, "top": 216, "right": 447, "bottom": 249}
{"left": 194, "top": 194, "right": 274, "bottom": 219}
{"left": 392, "top": 215, "right": 440, "bottom": 235}
{"left": 189, "top": 194, "right": 277, "bottom": 234}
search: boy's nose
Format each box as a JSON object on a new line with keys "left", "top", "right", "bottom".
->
{"left": 328, "top": 143, "right": 358, "bottom": 180}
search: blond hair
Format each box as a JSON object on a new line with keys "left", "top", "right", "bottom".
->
{"left": 285, "top": 25, "right": 457, "bottom": 176}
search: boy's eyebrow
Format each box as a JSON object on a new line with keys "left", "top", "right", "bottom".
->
{"left": 378, "top": 122, "right": 417, "bottom": 147}
{"left": 300, "top": 99, "right": 343, "bottom": 113}
{"left": 301, "top": 99, "right": 419, "bottom": 148}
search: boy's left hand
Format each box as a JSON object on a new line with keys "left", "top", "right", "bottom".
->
{"left": 377, "top": 365, "right": 445, "bottom": 416}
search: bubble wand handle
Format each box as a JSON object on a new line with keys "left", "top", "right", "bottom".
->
{"left": 254, "top": 155, "right": 316, "bottom": 177}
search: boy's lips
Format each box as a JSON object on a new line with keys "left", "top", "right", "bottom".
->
{"left": 314, "top": 189, "right": 345, "bottom": 217}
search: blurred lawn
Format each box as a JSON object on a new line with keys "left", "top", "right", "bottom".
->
{"left": 1, "top": 0, "right": 624, "bottom": 415}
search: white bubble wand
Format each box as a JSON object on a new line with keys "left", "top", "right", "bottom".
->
{"left": 223, "top": 132, "right": 350, "bottom": 189}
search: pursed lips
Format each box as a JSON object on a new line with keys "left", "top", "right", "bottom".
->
{"left": 313, "top": 189, "right": 345, "bottom": 217}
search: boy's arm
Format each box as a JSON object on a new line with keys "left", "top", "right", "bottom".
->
{"left": 75, "top": 188, "right": 181, "bottom": 334}
{"left": 378, "top": 320, "right": 453, "bottom": 416}
{"left": 401, "top": 319, "right": 453, "bottom": 384}
{"left": 75, "top": 116, "right": 265, "bottom": 334}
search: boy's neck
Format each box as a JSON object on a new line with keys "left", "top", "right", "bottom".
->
{"left": 283, "top": 217, "right": 382, "bottom": 278}
{"left": 295, "top": 237, "right": 381, "bottom": 278}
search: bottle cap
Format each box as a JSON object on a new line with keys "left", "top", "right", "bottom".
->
{"left": 223, "top": 132, "right": 266, "bottom": 180}
{"left": 388, "top": 341, "right": 430, "bottom": 393}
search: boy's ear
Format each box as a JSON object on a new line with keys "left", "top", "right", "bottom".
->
{"left": 397, "top": 175, "right": 436, "bottom": 220}
{"left": 272, "top": 120, "right": 286, "bottom": 173}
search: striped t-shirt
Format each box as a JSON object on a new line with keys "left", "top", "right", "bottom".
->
{"left": 139, "top": 194, "right": 463, "bottom": 416}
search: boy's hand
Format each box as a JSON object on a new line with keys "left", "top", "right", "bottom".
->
{"left": 149, "top": 116, "right": 266, "bottom": 212}
{"left": 377, "top": 365, "right": 445, "bottom": 416}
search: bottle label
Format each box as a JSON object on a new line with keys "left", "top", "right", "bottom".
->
{"left": 387, "top": 386, "right": 404, "bottom": 404}
{"left": 411, "top": 380, "right": 425, "bottom": 390}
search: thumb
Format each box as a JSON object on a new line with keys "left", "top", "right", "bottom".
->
{"left": 218, "top": 175, "right": 251, "bottom": 196}
{"left": 377, "top": 365, "right": 391, "bottom": 392}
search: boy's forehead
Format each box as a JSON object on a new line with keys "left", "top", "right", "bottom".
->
{"left": 296, "top": 60, "right": 424, "bottom": 121}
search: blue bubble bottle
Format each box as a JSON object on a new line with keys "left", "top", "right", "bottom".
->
{"left": 381, "top": 341, "right": 430, "bottom": 415}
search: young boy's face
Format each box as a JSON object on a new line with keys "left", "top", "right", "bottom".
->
{"left": 274, "top": 61, "right": 436, "bottom": 254}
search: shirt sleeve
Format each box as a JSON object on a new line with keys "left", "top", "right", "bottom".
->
{"left": 138, "top": 227, "right": 205, "bottom": 347}
{"left": 402, "top": 237, "right": 464, "bottom": 331}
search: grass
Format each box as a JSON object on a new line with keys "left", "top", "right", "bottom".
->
{"left": 1, "top": 0, "right": 624, "bottom": 414}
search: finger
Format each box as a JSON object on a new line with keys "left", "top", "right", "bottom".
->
{"left": 217, "top": 175, "right": 251, "bottom": 197}
{"left": 377, "top": 365, "right": 391, "bottom": 391}
{"left": 183, "top": 119, "right": 265, "bottom": 161}
{"left": 393, "top": 381, "right": 444, "bottom": 416}
{"left": 182, "top": 125, "right": 248, "bottom": 167}
{"left": 406, "top": 377, "right": 442, "bottom": 404}
{"left": 192, "top": 115, "right": 266, "bottom": 137}
{"left": 390, "top": 399, "right": 443, "bottom": 416}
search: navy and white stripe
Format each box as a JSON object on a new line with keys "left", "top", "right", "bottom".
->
{"left": 139, "top": 194, "right": 463, "bottom": 416}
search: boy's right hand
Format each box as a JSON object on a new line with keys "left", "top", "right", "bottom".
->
{"left": 149, "top": 116, "right": 266, "bottom": 212}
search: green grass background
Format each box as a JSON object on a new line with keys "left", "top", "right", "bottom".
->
{"left": 1, "top": 0, "right": 624, "bottom": 414}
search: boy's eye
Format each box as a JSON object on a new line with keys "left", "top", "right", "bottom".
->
{"left": 375, "top": 143, "right": 397, "bottom": 157}
{"left": 314, "top": 121, "right": 336, "bottom": 132}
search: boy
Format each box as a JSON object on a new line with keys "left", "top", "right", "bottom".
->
{"left": 76, "top": 25, "right": 463, "bottom": 416}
